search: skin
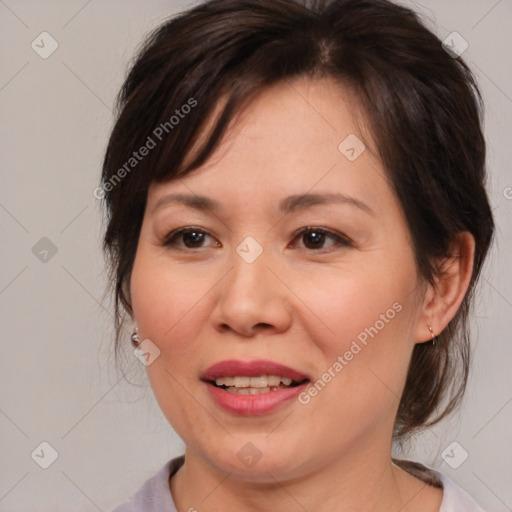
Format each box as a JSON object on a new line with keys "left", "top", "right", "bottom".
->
{"left": 130, "top": 77, "right": 475, "bottom": 512}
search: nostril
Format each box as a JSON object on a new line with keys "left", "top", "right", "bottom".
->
{"left": 255, "top": 323, "right": 272, "bottom": 329}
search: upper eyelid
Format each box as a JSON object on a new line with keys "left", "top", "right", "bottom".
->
{"left": 162, "top": 226, "right": 351, "bottom": 248}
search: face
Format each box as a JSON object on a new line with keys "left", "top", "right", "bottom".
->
{"left": 130, "top": 77, "right": 426, "bottom": 482}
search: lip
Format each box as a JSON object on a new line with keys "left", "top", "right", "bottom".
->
{"left": 201, "top": 359, "right": 311, "bottom": 416}
{"left": 203, "top": 380, "right": 309, "bottom": 415}
{"left": 200, "top": 359, "right": 310, "bottom": 382}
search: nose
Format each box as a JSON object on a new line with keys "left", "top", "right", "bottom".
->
{"left": 210, "top": 245, "right": 293, "bottom": 338}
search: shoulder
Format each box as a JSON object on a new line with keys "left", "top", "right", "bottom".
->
{"left": 437, "top": 471, "right": 486, "bottom": 512}
{"left": 108, "top": 455, "right": 184, "bottom": 512}
{"left": 394, "top": 459, "right": 486, "bottom": 512}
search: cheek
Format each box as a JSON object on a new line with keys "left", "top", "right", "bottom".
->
{"left": 292, "top": 254, "right": 420, "bottom": 419}
{"left": 130, "top": 247, "right": 209, "bottom": 347}
{"left": 130, "top": 250, "right": 218, "bottom": 439}
{"left": 293, "top": 256, "right": 419, "bottom": 356}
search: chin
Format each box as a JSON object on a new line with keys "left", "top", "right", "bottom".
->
{"left": 201, "top": 442, "right": 309, "bottom": 483}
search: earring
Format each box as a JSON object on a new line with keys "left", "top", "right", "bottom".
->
{"left": 427, "top": 324, "right": 437, "bottom": 346}
{"left": 131, "top": 327, "right": 141, "bottom": 347}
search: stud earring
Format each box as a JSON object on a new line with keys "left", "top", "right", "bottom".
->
{"left": 131, "top": 327, "right": 141, "bottom": 347}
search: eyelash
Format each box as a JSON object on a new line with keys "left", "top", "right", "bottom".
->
{"left": 161, "top": 226, "right": 353, "bottom": 253}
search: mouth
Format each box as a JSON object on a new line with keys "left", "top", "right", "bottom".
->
{"left": 200, "top": 359, "right": 311, "bottom": 409}
{"left": 208, "top": 374, "right": 310, "bottom": 395}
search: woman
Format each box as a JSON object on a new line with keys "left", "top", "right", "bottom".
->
{"left": 101, "top": 0, "right": 494, "bottom": 510}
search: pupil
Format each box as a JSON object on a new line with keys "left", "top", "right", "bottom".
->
{"left": 184, "top": 231, "right": 204, "bottom": 247}
{"left": 304, "top": 231, "right": 324, "bottom": 249}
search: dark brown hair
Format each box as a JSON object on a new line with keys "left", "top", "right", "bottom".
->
{"left": 101, "top": 0, "right": 494, "bottom": 441}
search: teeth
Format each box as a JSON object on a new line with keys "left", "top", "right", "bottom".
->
{"left": 214, "top": 375, "right": 297, "bottom": 388}
{"left": 234, "top": 376, "right": 251, "bottom": 387}
{"left": 266, "top": 375, "right": 281, "bottom": 386}
{"left": 225, "top": 387, "right": 271, "bottom": 395}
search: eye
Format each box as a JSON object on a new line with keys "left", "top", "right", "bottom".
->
{"left": 162, "top": 227, "right": 220, "bottom": 249}
{"left": 161, "top": 226, "right": 352, "bottom": 252}
{"left": 291, "top": 227, "right": 352, "bottom": 252}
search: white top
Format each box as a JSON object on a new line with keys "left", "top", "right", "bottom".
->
{"left": 110, "top": 456, "right": 485, "bottom": 512}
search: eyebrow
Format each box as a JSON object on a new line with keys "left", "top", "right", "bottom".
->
{"left": 151, "top": 192, "right": 375, "bottom": 216}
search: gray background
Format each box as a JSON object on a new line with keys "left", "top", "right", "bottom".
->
{"left": 0, "top": 1, "right": 511, "bottom": 510}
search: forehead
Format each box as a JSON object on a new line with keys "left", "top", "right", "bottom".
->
{"left": 148, "top": 77, "right": 393, "bottom": 215}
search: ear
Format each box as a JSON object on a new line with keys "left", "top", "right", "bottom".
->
{"left": 414, "top": 232, "right": 475, "bottom": 343}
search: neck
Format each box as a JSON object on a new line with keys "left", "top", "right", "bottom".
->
{"left": 169, "top": 442, "right": 441, "bottom": 512}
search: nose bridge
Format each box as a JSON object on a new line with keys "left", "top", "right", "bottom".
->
{"left": 228, "top": 236, "right": 275, "bottom": 304}
{"left": 212, "top": 236, "right": 291, "bottom": 335}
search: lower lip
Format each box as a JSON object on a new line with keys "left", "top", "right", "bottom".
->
{"left": 204, "top": 381, "right": 308, "bottom": 415}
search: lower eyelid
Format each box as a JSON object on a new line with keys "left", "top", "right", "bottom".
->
{"left": 161, "top": 227, "right": 352, "bottom": 250}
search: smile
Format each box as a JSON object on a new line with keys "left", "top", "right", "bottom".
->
{"left": 201, "top": 359, "right": 312, "bottom": 414}
{"left": 212, "top": 375, "right": 306, "bottom": 395}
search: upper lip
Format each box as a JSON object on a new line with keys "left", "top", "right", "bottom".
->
{"left": 201, "top": 359, "right": 310, "bottom": 382}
